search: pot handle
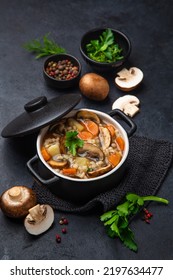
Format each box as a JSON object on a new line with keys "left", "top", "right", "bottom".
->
{"left": 27, "top": 155, "right": 59, "bottom": 185}
{"left": 108, "top": 109, "right": 137, "bottom": 137}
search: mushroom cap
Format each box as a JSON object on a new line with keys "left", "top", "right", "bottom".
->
{"left": 79, "top": 73, "right": 109, "bottom": 101}
{"left": 24, "top": 204, "right": 54, "bottom": 235}
{"left": 77, "top": 110, "right": 100, "bottom": 123}
{"left": 88, "top": 164, "right": 112, "bottom": 177}
{"left": 115, "top": 67, "right": 144, "bottom": 91}
{"left": 0, "top": 186, "right": 37, "bottom": 218}
{"left": 48, "top": 159, "right": 68, "bottom": 168}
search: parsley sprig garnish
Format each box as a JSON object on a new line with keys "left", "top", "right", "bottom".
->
{"left": 23, "top": 33, "right": 66, "bottom": 59}
{"left": 86, "top": 28, "right": 124, "bottom": 63}
{"left": 65, "top": 131, "right": 84, "bottom": 156}
{"left": 100, "top": 193, "right": 169, "bottom": 252}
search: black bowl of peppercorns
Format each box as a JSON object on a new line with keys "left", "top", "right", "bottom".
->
{"left": 43, "top": 54, "right": 82, "bottom": 89}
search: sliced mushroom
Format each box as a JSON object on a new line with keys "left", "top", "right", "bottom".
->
{"left": 49, "top": 120, "right": 66, "bottom": 135}
{"left": 78, "top": 143, "right": 104, "bottom": 161}
{"left": 76, "top": 110, "right": 100, "bottom": 123}
{"left": 112, "top": 95, "right": 140, "bottom": 117}
{"left": 115, "top": 67, "right": 144, "bottom": 91}
{"left": 48, "top": 159, "right": 68, "bottom": 168}
{"left": 99, "top": 127, "right": 111, "bottom": 149}
{"left": 24, "top": 204, "right": 54, "bottom": 235}
{"left": 0, "top": 186, "right": 37, "bottom": 218}
{"left": 88, "top": 164, "right": 112, "bottom": 177}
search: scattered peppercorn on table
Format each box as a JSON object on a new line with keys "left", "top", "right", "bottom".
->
{"left": 0, "top": 0, "right": 173, "bottom": 261}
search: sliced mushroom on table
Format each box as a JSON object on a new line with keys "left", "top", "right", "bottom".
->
{"left": 112, "top": 95, "right": 140, "bottom": 117}
{"left": 24, "top": 204, "right": 54, "bottom": 235}
{"left": 115, "top": 67, "right": 144, "bottom": 91}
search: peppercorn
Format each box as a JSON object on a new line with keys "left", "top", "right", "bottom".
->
{"left": 62, "top": 228, "right": 67, "bottom": 234}
{"left": 146, "top": 213, "right": 152, "bottom": 218}
{"left": 144, "top": 208, "right": 149, "bottom": 214}
{"left": 142, "top": 208, "right": 153, "bottom": 223}
{"left": 63, "top": 218, "right": 68, "bottom": 225}
{"left": 56, "top": 234, "right": 61, "bottom": 243}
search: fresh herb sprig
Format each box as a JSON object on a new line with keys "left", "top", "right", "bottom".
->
{"left": 65, "top": 131, "right": 84, "bottom": 156}
{"left": 100, "top": 193, "right": 169, "bottom": 252}
{"left": 23, "top": 33, "right": 66, "bottom": 59}
{"left": 86, "top": 29, "right": 124, "bottom": 63}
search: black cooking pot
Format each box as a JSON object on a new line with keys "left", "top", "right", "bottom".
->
{"left": 27, "top": 108, "right": 136, "bottom": 203}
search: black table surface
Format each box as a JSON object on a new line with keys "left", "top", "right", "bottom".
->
{"left": 0, "top": 0, "right": 173, "bottom": 260}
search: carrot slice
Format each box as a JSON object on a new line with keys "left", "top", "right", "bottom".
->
{"left": 106, "top": 124, "right": 115, "bottom": 137}
{"left": 62, "top": 168, "right": 77, "bottom": 176}
{"left": 78, "top": 130, "right": 93, "bottom": 140}
{"left": 116, "top": 136, "right": 125, "bottom": 151}
{"left": 82, "top": 120, "right": 99, "bottom": 136}
{"left": 108, "top": 153, "right": 122, "bottom": 167}
{"left": 41, "top": 146, "right": 51, "bottom": 161}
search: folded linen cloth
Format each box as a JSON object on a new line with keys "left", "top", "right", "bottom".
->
{"left": 33, "top": 135, "right": 173, "bottom": 213}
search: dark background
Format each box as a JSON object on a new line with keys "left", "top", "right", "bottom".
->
{"left": 0, "top": 0, "right": 173, "bottom": 260}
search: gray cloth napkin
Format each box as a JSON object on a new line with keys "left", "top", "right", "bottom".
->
{"left": 33, "top": 135, "right": 173, "bottom": 213}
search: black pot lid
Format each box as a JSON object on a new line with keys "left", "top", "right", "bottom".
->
{"left": 1, "top": 94, "right": 81, "bottom": 138}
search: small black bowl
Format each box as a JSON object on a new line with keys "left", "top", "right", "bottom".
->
{"left": 43, "top": 54, "right": 82, "bottom": 89}
{"left": 80, "top": 28, "right": 131, "bottom": 72}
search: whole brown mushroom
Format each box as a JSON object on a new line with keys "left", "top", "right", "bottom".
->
{"left": 0, "top": 186, "right": 37, "bottom": 218}
{"left": 79, "top": 73, "right": 109, "bottom": 101}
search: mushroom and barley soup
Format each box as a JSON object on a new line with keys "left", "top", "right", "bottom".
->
{"left": 41, "top": 110, "right": 125, "bottom": 179}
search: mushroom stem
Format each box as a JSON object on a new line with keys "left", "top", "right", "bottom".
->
{"left": 8, "top": 187, "right": 22, "bottom": 200}
{"left": 28, "top": 204, "right": 47, "bottom": 223}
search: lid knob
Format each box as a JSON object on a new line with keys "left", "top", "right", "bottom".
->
{"left": 24, "top": 96, "right": 48, "bottom": 112}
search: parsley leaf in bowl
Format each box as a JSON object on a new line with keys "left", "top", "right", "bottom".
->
{"left": 86, "top": 29, "right": 124, "bottom": 63}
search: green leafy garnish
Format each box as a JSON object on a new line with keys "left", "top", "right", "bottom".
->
{"left": 23, "top": 33, "right": 66, "bottom": 59}
{"left": 86, "top": 29, "right": 124, "bottom": 63}
{"left": 100, "top": 193, "right": 169, "bottom": 252}
{"left": 65, "top": 131, "right": 84, "bottom": 156}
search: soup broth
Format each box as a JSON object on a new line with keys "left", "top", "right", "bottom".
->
{"left": 41, "top": 110, "right": 125, "bottom": 179}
